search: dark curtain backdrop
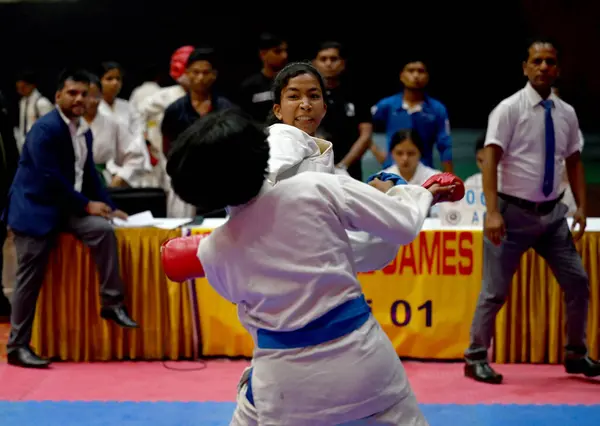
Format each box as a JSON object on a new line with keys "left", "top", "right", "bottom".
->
{"left": 0, "top": 1, "right": 598, "bottom": 129}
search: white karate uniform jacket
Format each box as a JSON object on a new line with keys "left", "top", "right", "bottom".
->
{"left": 99, "top": 98, "right": 144, "bottom": 137}
{"left": 267, "top": 123, "right": 401, "bottom": 272}
{"left": 87, "top": 112, "right": 151, "bottom": 187}
{"left": 199, "top": 172, "right": 432, "bottom": 425}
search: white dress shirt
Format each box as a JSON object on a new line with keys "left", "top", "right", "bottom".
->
{"left": 485, "top": 82, "right": 581, "bottom": 202}
{"left": 198, "top": 172, "right": 432, "bottom": 424}
{"left": 16, "top": 89, "right": 54, "bottom": 152}
{"left": 58, "top": 108, "right": 89, "bottom": 192}
{"left": 88, "top": 112, "right": 149, "bottom": 186}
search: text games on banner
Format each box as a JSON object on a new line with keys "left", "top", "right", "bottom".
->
{"left": 189, "top": 228, "right": 484, "bottom": 359}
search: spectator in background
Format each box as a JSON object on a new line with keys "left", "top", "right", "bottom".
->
{"left": 382, "top": 129, "right": 441, "bottom": 217}
{"left": 135, "top": 45, "right": 194, "bottom": 154}
{"left": 3, "top": 69, "right": 137, "bottom": 369}
{"left": 15, "top": 70, "right": 54, "bottom": 153}
{"left": 83, "top": 74, "right": 150, "bottom": 188}
{"left": 370, "top": 58, "right": 453, "bottom": 173}
{"left": 129, "top": 63, "right": 162, "bottom": 114}
{"left": 161, "top": 47, "right": 235, "bottom": 155}
{"left": 312, "top": 41, "right": 372, "bottom": 181}
{"left": 98, "top": 61, "right": 144, "bottom": 139}
{"left": 239, "top": 33, "right": 288, "bottom": 124}
{"left": 161, "top": 47, "right": 235, "bottom": 219}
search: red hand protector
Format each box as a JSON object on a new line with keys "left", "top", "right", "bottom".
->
{"left": 422, "top": 172, "right": 465, "bottom": 203}
{"left": 161, "top": 234, "right": 207, "bottom": 282}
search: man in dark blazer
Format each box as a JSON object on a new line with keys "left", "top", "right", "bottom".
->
{"left": 2, "top": 69, "right": 138, "bottom": 369}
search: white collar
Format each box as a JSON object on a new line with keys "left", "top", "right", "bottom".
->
{"left": 57, "top": 107, "right": 89, "bottom": 136}
{"left": 524, "top": 82, "right": 558, "bottom": 108}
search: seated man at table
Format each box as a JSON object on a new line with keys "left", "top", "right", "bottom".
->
{"left": 2, "top": 69, "right": 138, "bottom": 369}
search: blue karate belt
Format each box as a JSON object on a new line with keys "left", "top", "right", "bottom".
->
{"left": 366, "top": 171, "right": 407, "bottom": 186}
{"left": 245, "top": 295, "right": 372, "bottom": 407}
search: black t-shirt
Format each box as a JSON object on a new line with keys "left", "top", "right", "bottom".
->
{"left": 161, "top": 93, "right": 235, "bottom": 156}
{"left": 161, "top": 93, "right": 235, "bottom": 219}
{"left": 239, "top": 72, "right": 274, "bottom": 124}
{"left": 316, "top": 85, "right": 371, "bottom": 181}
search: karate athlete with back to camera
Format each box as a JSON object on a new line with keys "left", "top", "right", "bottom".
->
{"left": 161, "top": 109, "right": 464, "bottom": 425}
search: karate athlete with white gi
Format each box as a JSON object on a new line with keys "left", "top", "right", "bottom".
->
{"left": 161, "top": 109, "right": 464, "bottom": 425}
{"left": 265, "top": 62, "right": 405, "bottom": 273}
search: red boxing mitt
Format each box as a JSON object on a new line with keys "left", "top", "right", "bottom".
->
{"left": 422, "top": 172, "right": 465, "bottom": 203}
{"left": 161, "top": 234, "right": 207, "bottom": 282}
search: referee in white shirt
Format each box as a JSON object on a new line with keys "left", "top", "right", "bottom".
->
{"left": 464, "top": 38, "right": 600, "bottom": 384}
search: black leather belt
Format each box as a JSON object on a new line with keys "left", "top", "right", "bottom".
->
{"left": 498, "top": 192, "right": 564, "bottom": 215}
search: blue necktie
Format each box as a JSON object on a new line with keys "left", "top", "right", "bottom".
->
{"left": 541, "top": 99, "right": 555, "bottom": 197}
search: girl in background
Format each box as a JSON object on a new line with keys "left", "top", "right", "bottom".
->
{"left": 383, "top": 129, "right": 441, "bottom": 217}
{"left": 99, "top": 61, "right": 145, "bottom": 139}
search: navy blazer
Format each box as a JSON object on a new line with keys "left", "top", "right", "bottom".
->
{"left": 2, "top": 109, "right": 115, "bottom": 237}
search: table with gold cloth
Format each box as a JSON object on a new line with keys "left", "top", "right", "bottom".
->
{"left": 31, "top": 219, "right": 599, "bottom": 363}
{"left": 31, "top": 228, "right": 196, "bottom": 362}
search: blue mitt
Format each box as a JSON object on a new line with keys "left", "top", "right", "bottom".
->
{"left": 366, "top": 171, "right": 407, "bottom": 186}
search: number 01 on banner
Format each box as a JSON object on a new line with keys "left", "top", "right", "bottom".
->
{"left": 192, "top": 228, "right": 484, "bottom": 360}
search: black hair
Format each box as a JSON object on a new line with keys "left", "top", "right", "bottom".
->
{"left": 16, "top": 69, "right": 37, "bottom": 85}
{"left": 316, "top": 41, "right": 345, "bottom": 58}
{"left": 258, "top": 32, "right": 285, "bottom": 51}
{"left": 56, "top": 68, "right": 91, "bottom": 91}
{"left": 86, "top": 72, "right": 102, "bottom": 91}
{"left": 166, "top": 109, "right": 270, "bottom": 214}
{"left": 475, "top": 131, "right": 486, "bottom": 153}
{"left": 186, "top": 47, "right": 217, "bottom": 69}
{"left": 389, "top": 128, "right": 424, "bottom": 154}
{"left": 400, "top": 57, "right": 428, "bottom": 71}
{"left": 523, "top": 37, "right": 560, "bottom": 62}
{"left": 265, "top": 61, "right": 328, "bottom": 125}
{"left": 100, "top": 61, "right": 124, "bottom": 77}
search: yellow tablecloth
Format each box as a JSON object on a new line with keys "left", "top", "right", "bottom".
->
{"left": 190, "top": 227, "right": 599, "bottom": 364}
{"left": 31, "top": 228, "right": 194, "bottom": 362}
{"left": 29, "top": 225, "right": 599, "bottom": 363}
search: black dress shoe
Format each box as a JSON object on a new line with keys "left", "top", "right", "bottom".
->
{"left": 464, "top": 360, "right": 503, "bottom": 384}
{"left": 565, "top": 355, "right": 600, "bottom": 377}
{"left": 100, "top": 306, "right": 139, "bottom": 328}
{"left": 7, "top": 346, "right": 51, "bottom": 369}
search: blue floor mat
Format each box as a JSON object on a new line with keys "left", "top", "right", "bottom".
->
{"left": 0, "top": 401, "right": 598, "bottom": 425}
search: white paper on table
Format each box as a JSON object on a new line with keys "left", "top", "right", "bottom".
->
{"left": 152, "top": 218, "right": 194, "bottom": 230}
{"left": 112, "top": 210, "right": 157, "bottom": 228}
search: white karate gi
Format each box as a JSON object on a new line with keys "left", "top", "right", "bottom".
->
{"left": 99, "top": 98, "right": 144, "bottom": 138}
{"left": 267, "top": 124, "right": 400, "bottom": 272}
{"left": 88, "top": 112, "right": 150, "bottom": 187}
{"left": 199, "top": 172, "right": 431, "bottom": 425}
{"left": 136, "top": 84, "right": 186, "bottom": 151}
